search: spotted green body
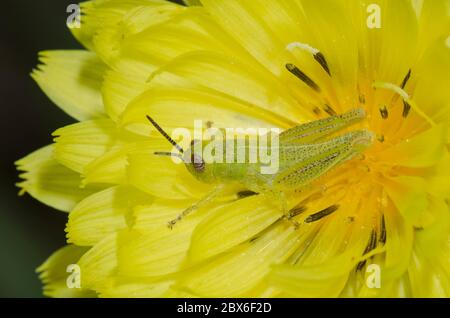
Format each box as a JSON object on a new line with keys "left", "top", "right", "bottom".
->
{"left": 184, "top": 108, "right": 372, "bottom": 194}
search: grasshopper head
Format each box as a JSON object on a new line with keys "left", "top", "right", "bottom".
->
{"left": 146, "top": 116, "right": 216, "bottom": 183}
{"left": 183, "top": 139, "right": 216, "bottom": 183}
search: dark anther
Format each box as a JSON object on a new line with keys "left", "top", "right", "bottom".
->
{"left": 237, "top": 190, "right": 258, "bottom": 199}
{"left": 359, "top": 94, "right": 366, "bottom": 105}
{"left": 400, "top": 69, "right": 412, "bottom": 89}
{"left": 304, "top": 204, "right": 339, "bottom": 223}
{"left": 356, "top": 260, "right": 367, "bottom": 272}
{"left": 313, "top": 52, "right": 331, "bottom": 76}
{"left": 379, "top": 215, "right": 386, "bottom": 244}
{"left": 323, "top": 104, "right": 337, "bottom": 116}
{"left": 402, "top": 101, "right": 411, "bottom": 118}
{"left": 286, "top": 63, "right": 321, "bottom": 92}
{"left": 356, "top": 229, "right": 378, "bottom": 271}
{"left": 379, "top": 105, "right": 388, "bottom": 119}
{"left": 288, "top": 205, "right": 307, "bottom": 218}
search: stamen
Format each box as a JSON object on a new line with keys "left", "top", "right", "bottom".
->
{"left": 365, "top": 229, "right": 378, "bottom": 254}
{"left": 356, "top": 229, "right": 378, "bottom": 271}
{"left": 356, "top": 260, "right": 366, "bottom": 272}
{"left": 357, "top": 85, "right": 366, "bottom": 104}
{"left": 379, "top": 215, "right": 386, "bottom": 244}
{"left": 313, "top": 52, "right": 331, "bottom": 76}
{"left": 372, "top": 82, "right": 436, "bottom": 126}
{"left": 323, "top": 104, "right": 337, "bottom": 116}
{"left": 237, "top": 190, "right": 258, "bottom": 199}
{"left": 313, "top": 107, "right": 321, "bottom": 115}
{"left": 379, "top": 105, "right": 388, "bottom": 119}
{"left": 304, "top": 204, "right": 339, "bottom": 223}
{"left": 400, "top": 69, "right": 412, "bottom": 89}
{"left": 359, "top": 94, "right": 366, "bottom": 105}
{"left": 286, "top": 63, "right": 321, "bottom": 92}
{"left": 288, "top": 205, "right": 307, "bottom": 218}
{"left": 402, "top": 101, "right": 411, "bottom": 118}
{"left": 286, "top": 42, "right": 331, "bottom": 76}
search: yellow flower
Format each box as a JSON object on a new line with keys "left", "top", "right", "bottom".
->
{"left": 16, "top": 0, "right": 449, "bottom": 297}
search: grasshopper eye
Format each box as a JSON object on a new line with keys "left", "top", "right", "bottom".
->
{"left": 191, "top": 154, "right": 205, "bottom": 172}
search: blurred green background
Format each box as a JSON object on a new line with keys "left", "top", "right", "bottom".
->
{"left": 0, "top": 0, "right": 183, "bottom": 298}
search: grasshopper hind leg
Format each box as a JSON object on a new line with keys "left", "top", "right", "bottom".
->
{"left": 267, "top": 190, "right": 301, "bottom": 229}
{"left": 244, "top": 172, "right": 300, "bottom": 229}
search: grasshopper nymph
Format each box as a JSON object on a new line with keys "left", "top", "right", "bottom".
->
{"left": 146, "top": 108, "right": 374, "bottom": 229}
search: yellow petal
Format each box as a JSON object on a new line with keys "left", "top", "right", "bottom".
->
{"left": 82, "top": 142, "right": 144, "bottom": 186}
{"left": 407, "top": 198, "right": 450, "bottom": 297}
{"left": 416, "top": 0, "right": 450, "bottom": 59}
{"left": 147, "top": 50, "right": 308, "bottom": 122}
{"left": 93, "top": 3, "right": 185, "bottom": 65}
{"left": 102, "top": 70, "right": 149, "bottom": 121}
{"left": 299, "top": 0, "right": 360, "bottom": 105}
{"left": 188, "top": 195, "right": 281, "bottom": 264}
{"left": 102, "top": 7, "right": 250, "bottom": 120}
{"left": 408, "top": 249, "right": 450, "bottom": 297}
{"left": 67, "top": 186, "right": 152, "bottom": 246}
{"left": 200, "top": 0, "right": 298, "bottom": 76}
{"left": 31, "top": 51, "right": 107, "bottom": 121}
{"left": 175, "top": 222, "right": 301, "bottom": 297}
{"left": 83, "top": 139, "right": 182, "bottom": 186}
{"left": 123, "top": 8, "right": 244, "bottom": 69}
{"left": 414, "top": 197, "right": 449, "bottom": 259}
{"left": 427, "top": 153, "right": 450, "bottom": 199}
{"left": 379, "top": 124, "right": 447, "bottom": 168}
{"left": 345, "top": 0, "right": 418, "bottom": 88}
{"left": 414, "top": 38, "right": 450, "bottom": 126}
{"left": 382, "top": 202, "right": 414, "bottom": 282}
{"left": 99, "top": 278, "right": 173, "bottom": 297}
{"left": 270, "top": 192, "right": 384, "bottom": 297}
{"left": 269, "top": 253, "right": 354, "bottom": 298}
{"left": 71, "top": 0, "right": 174, "bottom": 50}
{"left": 118, "top": 198, "right": 214, "bottom": 277}
{"left": 16, "top": 145, "right": 102, "bottom": 212}
{"left": 120, "top": 86, "right": 290, "bottom": 138}
{"left": 78, "top": 233, "right": 118, "bottom": 291}
{"left": 384, "top": 176, "right": 428, "bottom": 226}
{"left": 37, "top": 245, "right": 95, "bottom": 298}
{"left": 53, "top": 119, "right": 144, "bottom": 173}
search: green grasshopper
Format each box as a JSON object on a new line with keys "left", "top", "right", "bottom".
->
{"left": 146, "top": 108, "right": 373, "bottom": 229}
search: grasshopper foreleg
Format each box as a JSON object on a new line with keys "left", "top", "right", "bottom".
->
{"left": 167, "top": 184, "right": 225, "bottom": 229}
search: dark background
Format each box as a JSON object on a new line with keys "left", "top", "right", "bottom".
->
{"left": 0, "top": 0, "right": 183, "bottom": 298}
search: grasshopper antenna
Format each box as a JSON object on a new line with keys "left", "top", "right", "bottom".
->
{"left": 146, "top": 115, "right": 184, "bottom": 154}
{"left": 154, "top": 151, "right": 183, "bottom": 160}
